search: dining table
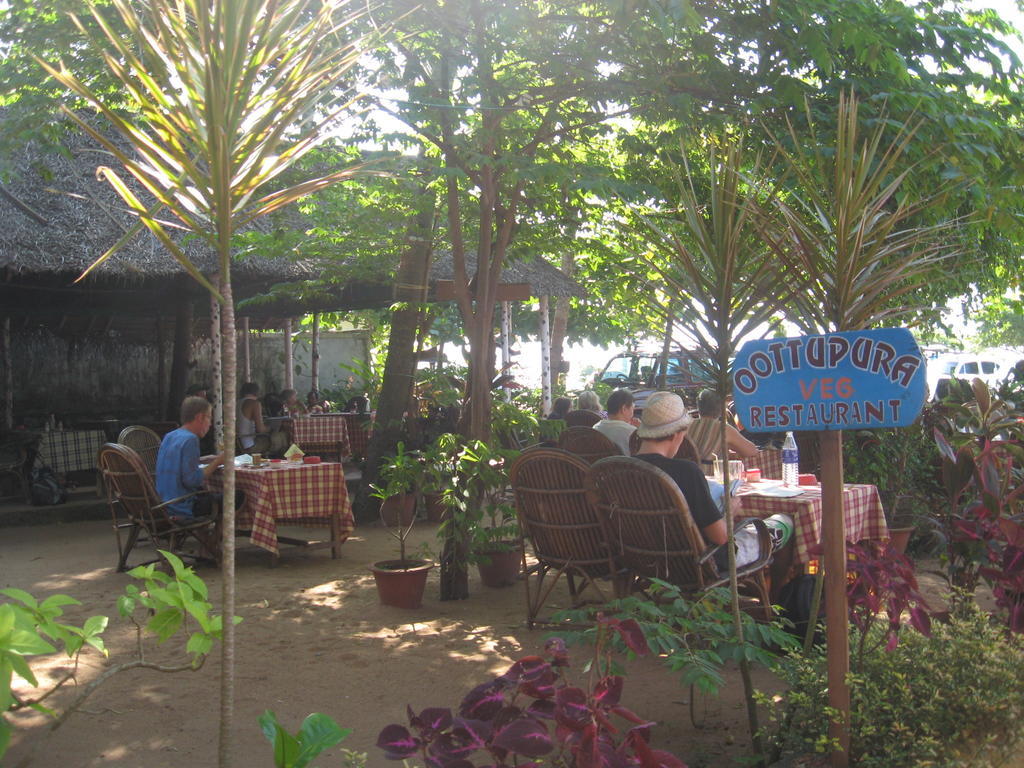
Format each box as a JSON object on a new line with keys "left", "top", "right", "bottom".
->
{"left": 735, "top": 481, "right": 889, "bottom": 566}
{"left": 35, "top": 428, "right": 107, "bottom": 475}
{"left": 207, "top": 459, "right": 355, "bottom": 560}
{"left": 744, "top": 448, "right": 783, "bottom": 480}
{"left": 288, "top": 414, "right": 352, "bottom": 459}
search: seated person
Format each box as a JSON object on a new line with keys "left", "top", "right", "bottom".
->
{"left": 306, "top": 389, "right": 332, "bottom": 414}
{"left": 634, "top": 391, "right": 788, "bottom": 572}
{"left": 577, "top": 389, "right": 606, "bottom": 417}
{"left": 345, "top": 394, "right": 370, "bottom": 413}
{"left": 686, "top": 389, "right": 759, "bottom": 471}
{"left": 263, "top": 391, "right": 286, "bottom": 418}
{"left": 238, "top": 382, "right": 270, "bottom": 453}
{"left": 547, "top": 397, "right": 571, "bottom": 420}
{"left": 279, "top": 388, "right": 307, "bottom": 416}
{"left": 593, "top": 388, "right": 637, "bottom": 455}
{"left": 155, "top": 396, "right": 226, "bottom": 519}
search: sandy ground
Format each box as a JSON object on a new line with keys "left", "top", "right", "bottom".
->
{"left": 0, "top": 518, "right": 793, "bottom": 767}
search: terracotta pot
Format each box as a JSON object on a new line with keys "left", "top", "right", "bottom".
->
{"left": 380, "top": 493, "right": 416, "bottom": 527}
{"left": 475, "top": 547, "right": 521, "bottom": 588}
{"left": 424, "top": 492, "right": 447, "bottom": 523}
{"left": 888, "top": 526, "right": 915, "bottom": 555}
{"left": 371, "top": 559, "right": 433, "bottom": 608}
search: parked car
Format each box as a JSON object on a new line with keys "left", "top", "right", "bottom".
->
{"left": 593, "top": 348, "right": 712, "bottom": 410}
{"left": 928, "top": 352, "right": 1016, "bottom": 400}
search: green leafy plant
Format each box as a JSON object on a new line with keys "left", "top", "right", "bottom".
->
{"left": 761, "top": 603, "right": 1024, "bottom": 766}
{"left": 553, "top": 582, "right": 798, "bottom": 696}
{"left": 259, "top": 710, "right": 353, "bottom": 768}
{"left": 368, "top": 442, "right": 423, "bottom": 502}
{"left": 1, "top": 551, "right": 237, "bottom": 762}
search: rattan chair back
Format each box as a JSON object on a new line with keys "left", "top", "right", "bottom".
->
{"left": 558, "top": 426, "right": 620, "bottom": 464}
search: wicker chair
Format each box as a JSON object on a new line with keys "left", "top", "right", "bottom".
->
{"left": 563, "top": 409, "right": 602, "bottom": 428}
{"left": 510, "top": 448, "right": 618, "bottom": 628}
{"left": 558, "top": 427, "right": 620, "bottom": 464}
{"left": 0, "top": 438, "right": 32, "bottom": 502}
{"left": 585, "top": 456, "right": 773, "bottom": 620}
{"left": 98, "top": 443, "right": 220, "bottom": 571}
{"left": 117, "top": 425, "right": 162, "bottom": 480}
{"left": 628, "top": 431, "right": 700, "bottom": 463}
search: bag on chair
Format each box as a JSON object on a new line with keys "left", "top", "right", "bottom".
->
{"left": 30, "top": 465, "right": 68, "bottom": 506}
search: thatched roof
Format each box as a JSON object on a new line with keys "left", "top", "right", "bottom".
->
{"left": 429, "top": 251, "right": 585, "bottom": 299}
{"left": 0, "top": 113, "right": 312, "bottom": 284}
{"left": 0, "top": 114, "right": 585, "bottom": 337}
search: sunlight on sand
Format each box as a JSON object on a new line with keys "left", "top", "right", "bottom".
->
{"left": 33, "top": 567, "right": 117, "bottom": 592}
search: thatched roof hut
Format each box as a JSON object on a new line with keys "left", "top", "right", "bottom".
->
{"left": 0, "top": 116, "right": 317, "bottom": 340}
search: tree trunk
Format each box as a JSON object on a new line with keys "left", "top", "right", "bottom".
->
{"left": 283, "top": 318, "right": 294, "bottom": 391}
{"left": 310, "top": 313, "right": 320, "bottom": 393}
{"left": 210, "top": 284, "right": 224, "bottom": 448}
{"left": 218, "top": 272, "right": 238, "bottom": 768}
{"left": 156, "top": 318, "right": 167, "bottom": 421}
{"left": 167, "top": 279, "right": 193, "bottom": 420}
{"left": 657, "top": 303, "right": 674, "bottom": 390}
{"left": 539, "top": 295, "right": 552, "bottom": 415}
{"left": 2, "top": 316, "right": 11, "bottom": 430}
{"left": 359, "top": 193, "right": 436, "bottom": 522}
{"left": 549, "top": 250, "right": 573, "bottom": 391}
{"left": 240, "top": 316, "right": 251, "bottom": 383}
{"left": 500, "top": 301, "right": 512, "bottom": 403}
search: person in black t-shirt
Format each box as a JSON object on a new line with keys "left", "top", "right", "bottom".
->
{"left": 633, "top": 391, "right": 730, "bottom": 572}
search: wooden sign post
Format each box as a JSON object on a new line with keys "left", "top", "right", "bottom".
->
{"left": 733, "top": 328, "right": 927, "bottom": 766}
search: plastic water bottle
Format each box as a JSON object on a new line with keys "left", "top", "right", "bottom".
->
{"left": 782, "top": 431, "right": 799, "bottom": 487}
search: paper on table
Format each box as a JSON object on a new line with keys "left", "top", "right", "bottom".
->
{"left": 234, "top": 454, "right": 253, "bottom": 466}
{"left": 745, "top": 481, "right": 803, "bottom": 498}
{"left": 283, "top": 443, "right": 305, "bottom": 460}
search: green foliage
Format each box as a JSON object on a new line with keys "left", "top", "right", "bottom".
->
{"left": 120, "top": 551, "right": 242, "bottom": 664}
{"left": 553, "top": 582, "right": 798, "bottom": 696}
{"left": 843, "top": 421, "right": 942, "bottom": 528}
{"left": 368, "top": 442, "right": 423, "bottom": 501}
{"left": 762, "top": 605, "right": 1024, "bottom": 766}
{"left": 0, "top": 551, "right": 234, "bottom": 760}
{"left": 259, "top": 710, "right": 353, "bottom": 768}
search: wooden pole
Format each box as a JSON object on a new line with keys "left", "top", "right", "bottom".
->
{"left": 211, "top": 283, "right": 224, "bottom": 447}
{"left": 240, "top": 316, "right": 251, "bottom": 383}
{"left": 538, "top": 295, "right": 552, "bottom": 415}
{"left": 311, "top": 313, "right": 320, "bottom": 393}
{"left": 820, "top": 429, "right": 850, "bottom": 767}
{"left": 156, "top": 318, "right": 167, "bottom": 419}
{"left": 501, "top": 301, "right": 512, "bottom": 403}
{"left": 167, "top": 279, "right": 193, "bottom": 420}
{"left": 2, "top": 317, "right": 12, "bottom": 430}
{"left": 658, "top": 302, "right": 675, "bottom": 390}
{"left": 283, "top": 318, "right": 294, "bottom": 391}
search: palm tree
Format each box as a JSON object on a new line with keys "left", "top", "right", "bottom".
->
{"left": 762, "top": 92, "right": 960, "bottom": 768}
{"left": 39, "top": 0, "right": 381, "bottom": 763}
{"left": 632, "top": 136, "right": 795, "bottom": 761}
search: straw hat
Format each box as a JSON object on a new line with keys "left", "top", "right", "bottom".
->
{"left": 636, "top": 391, "right": 692, "bottom": 439}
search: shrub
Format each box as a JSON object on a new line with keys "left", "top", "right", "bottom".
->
{"left": 761, "top": 604, "right": 1024, "bottom": 766}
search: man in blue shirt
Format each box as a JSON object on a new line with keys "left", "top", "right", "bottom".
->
{"left": 156, "top": 396, "right": 225, "bottom": 518}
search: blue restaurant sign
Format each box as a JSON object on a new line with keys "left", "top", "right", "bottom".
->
{"left": 732, "top": 328, "right": 927, "bottom": 432}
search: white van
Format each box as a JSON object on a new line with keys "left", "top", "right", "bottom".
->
{"left": 928, "top": 352, "right": 1014, "bottom": 399}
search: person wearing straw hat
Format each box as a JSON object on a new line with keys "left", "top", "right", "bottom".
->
{"left": 634, "top": 391, "right": 792, "bottom": 572}
{"left": 634, "top": 391, "right": 731, "bottom": 570}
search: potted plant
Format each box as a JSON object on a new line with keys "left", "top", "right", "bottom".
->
{"left": 418, "top": 439, "right": 454, "bottom": 524}
{"left": 439, "top": 438, "right": 522, "bottom": 588}
{"left": 369, "top": 442, "right": 421, "bottom": 528}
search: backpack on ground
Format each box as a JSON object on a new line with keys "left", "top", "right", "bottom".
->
{"left": 31, "top": 465, "right": 68, "bottom": 507}
{"left": 778, "top": 573, "right": 824, "bottom": 644}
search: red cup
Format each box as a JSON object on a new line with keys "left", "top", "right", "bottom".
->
{"left": 746, "top": 468, "right": 762, "bottom": 482}
{"left": 798, "top": 473, "right": 817, "bottom": 486}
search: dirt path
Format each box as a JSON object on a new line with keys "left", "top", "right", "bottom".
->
{"left": 2, "top": 519, "right": 786, "bottom": 767}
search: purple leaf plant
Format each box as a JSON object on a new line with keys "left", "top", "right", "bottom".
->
{"left": 377, "top": 615, "right": 686, "bottom": 767}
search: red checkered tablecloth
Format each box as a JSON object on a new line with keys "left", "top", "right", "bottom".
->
{"left": 745, "top": 449, "right": 783, "bottom": 479}
{"left": 290, "top": 415, "right": 351, "bottom": 457}
{"left": 208, "top": 462, "right": 354, "bottom": 555}
{"left": 736, "top": 483, "right": 888, "bottom": 565}
{"left": 339, "top": 414, "right": 372, "bottom": 459}
{"left": 35, "top": 429, "right": 106, "bottom": 474}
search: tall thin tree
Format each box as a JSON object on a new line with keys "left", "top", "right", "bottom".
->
{"left": 39, "top": 1, "right": 382, "bottom": 763}
{"left": 632, "top": 137, "right": 794, "bottom": 761}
